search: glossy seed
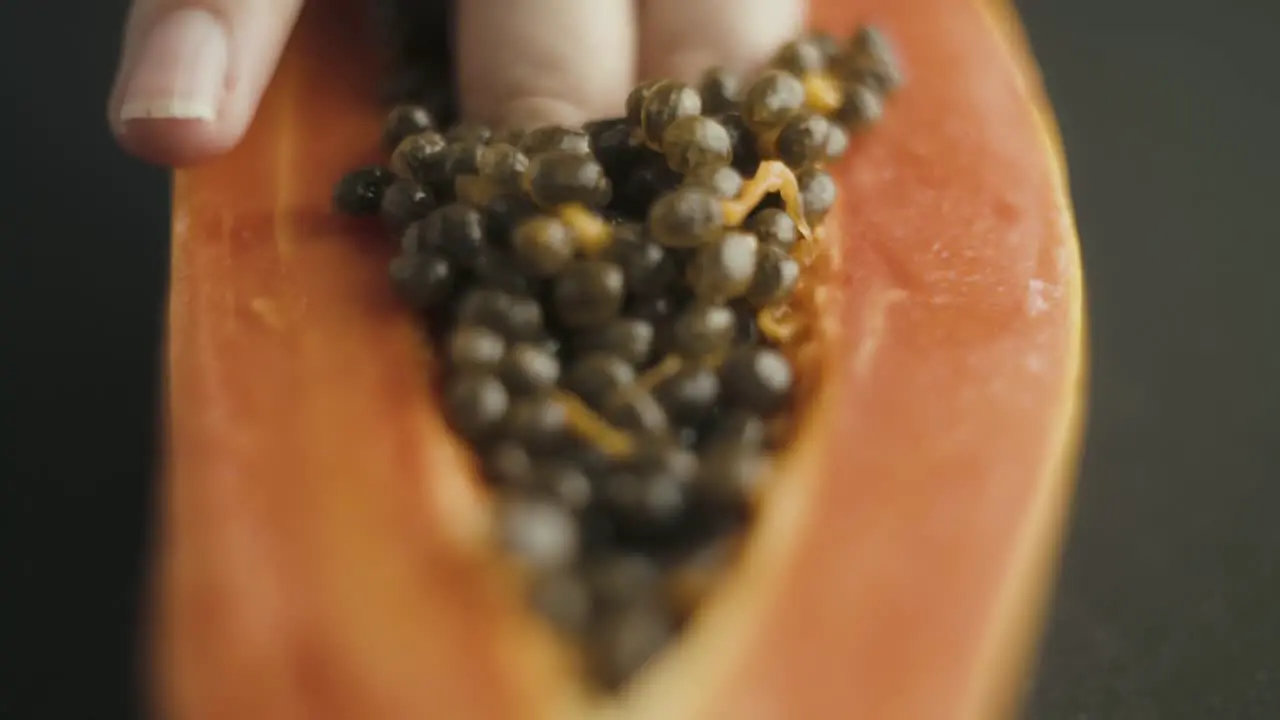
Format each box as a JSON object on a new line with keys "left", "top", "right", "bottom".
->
{"left": 506, "top": 393, "right": 570, "bottom": 451}
{"left": 388, "top": 252, "right": 454, "bottom": 310}
{"left": 483, "top": 192, "right": 540, "bottom": 242}
{"left": 383, "top": 103, "right": 435, "bottom": 150}
{"left": 530, "top": 570, "right": 592, "bottom": 636}
{"left": 602, "top": 444, "right": 699, "bottom": 522}
{"left": 742, "top": 70, "right": 806, "bottom": 131}
{"left": 661, "top": 115, "right": 733, "bottom": 174}
{"left": 418, "top": 203, "right": 487, "bottom": 264}
{"left": 399, "top": 217, "right": 433, "bottom": 255}
{"left": 492, "top": 126, "right": 529, "bottom": 148}
{"left": 602, "top": 386, "right": 670, "bottom": 437}
{"left": 697, "top": 446, "right": 770, "bottom": 506}
{"left": 498, "top": 497, "right": 579, "bottom": 570}
{"left": 698, "top": 67, "right": 742, "bottom": 116}
{"left": 842, "top": 26, "right": 903, "bottom": 94}
{"left": 520, "top": 125, "right": 592, "bottom": 156}
{"left": 702, "top": 410, "right": 768, "bottom": 450}
{"left": 445, "top": 121, "right": 493, "bottom": 144}
{"left": 797, "top": 164, "right": 837, "bottom": 225}
{"left": 628, "top": 295, "right": 677, "bottom": 324}
{"left": 586, "top": 117, "right": 640, "bottom": 178}
{"left": 746, "top": 243, "right": 801, "bottom": 307}
{"left": 524, "top": 151, "right": 613, "bottom": 209}
{"left": 717, "top": 112, "right": 763, "bottom": 176}
{"left": 333, "top": 165, "right": 394, "bottom": 215}
{"left": 449, "top": 325, "right": 506, "bottom": 371}
{"left": 457, "top": 288, "right": 545, "bottom": 341}
{"left": 640, "top": 80, "right": 703, "bottom": 148}
{"left": 833, "top": 81, "right": 884, "bottom": 128}
{"left": 682, "top": 163, "right": 744, "bottom": 200}
{"left": 484, "top": 441, "right": 536, "bottom": 488}
{"left": 654, "top": 364, "right": 721, "bottom": 426}
{"left": 625, "top": 80, "right": 664, "bottom": 129}
{"left": 500, "top": 343, "right": 562, "bottom": 395}
{"left": 554, "top": 260, "right": 627, "bottom": 329}
{"left": 604, "top": 223, "right": 676, "bottom": 295}
{"left": 808, "top": 31, "right": 844, "bottom": 62}
{"left": 563, "top": 353, "right": 636, "bottom": 408}
{"left": 669, "top": 303, "right": 737, "bottom": 360}
{"left": 390, "top": 131, "right": 450, "bottom": 185}
{"left": 471, "top": 246, "right": 540, "bottom": 296}
{"left": 476, "top": 143, "right": 530, "bottom": 190}
{"left": 775, "top": 111, "right": 835, "bottom": 169}
{"left": 770, "top": 37, "right": 829, "bottom": 75}
{"left": 618, "top": 152, "right": 685, "bottom": 216}
{"left": 732, "top": 301, "right": 761, "bottom": 344}
{"left": 606, "top": 466, "right": 690, "bottom": 527}
{"left": 647, "top": 187, "right": 723, "bottom": 248}
{"left": 688, "top": 230, "right": 759, "bottom": 302}
{"left": 502, "top": 294, "right": 547, "bottom": 342}
{"left": 574, "top": 318, "right": 655, "bottom": 366}
{"left": 745, "top": 208, "right": 799, "bottom": 251}
{"left": 721, "top": 346, "right": 794, "bottom": 415}
{"left": 535, "top": 460, "right": 593, "bottom": 511}
{"left": 824, "top": 123, "right": 850, "bottom": 161}
{"left": 443, "top": 371, "right": 509, "bottom": 442}
{"left": 379, "top": 178, "right": 436, "bottom": 234}
{"left": 512, "top": 215, "right": 575, "bottom": 277}
{"left": 442, "top": 140, "right": 486, "bottom": 180}
{"left": 590, "top": 602, "right": 675, "bottom": 690}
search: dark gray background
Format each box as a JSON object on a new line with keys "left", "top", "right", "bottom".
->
{"left": 2, "top": 1, "right": 1277, "bottom": 718}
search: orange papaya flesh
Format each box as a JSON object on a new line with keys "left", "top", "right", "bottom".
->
{"left": 156, "top": 0, "right": 1085, "bottom": 718}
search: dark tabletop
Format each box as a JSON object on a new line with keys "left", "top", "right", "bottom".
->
{"left": 2, "top": 1, "right": 1278, "bottom": 718}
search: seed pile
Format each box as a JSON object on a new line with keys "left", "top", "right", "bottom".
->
{"left": 333, "top": 27, "right": 900, "bottom": 691}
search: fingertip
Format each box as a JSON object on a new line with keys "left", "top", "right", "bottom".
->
{"left": 112, "top": 116, "right": 244, "bottom": 167}
{"left": 458, "top": 0, "right": 636, "bottom": 129}
{"left": 109, "top": 0, "right": 303, "bottom": 167}
{"left": 640, "top": 0, "right": 806, "bottom": 82}
{"left": 495, "top": 97, "right": 595, "bottom": 132}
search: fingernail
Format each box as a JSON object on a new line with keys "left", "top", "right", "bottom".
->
{"left": 118, "top": 9, "right": 229, "bottom": 123}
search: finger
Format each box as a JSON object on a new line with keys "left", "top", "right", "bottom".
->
{"left": 108, "top": 0, "right": 304, "bottom": 166}
{"left": 638, "top": 0, "right": 805, "bottom": 83}
{"left": 457, "top": 0, "right": 637, "bottom": 129}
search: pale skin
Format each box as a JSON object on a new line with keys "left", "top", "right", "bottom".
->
{"left": 108, "top": 0, "right": 807, "bottom": 167}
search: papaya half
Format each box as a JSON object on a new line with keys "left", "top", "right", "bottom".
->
{"left": 153, "top": 0, "right": 1086, "bottom": 718}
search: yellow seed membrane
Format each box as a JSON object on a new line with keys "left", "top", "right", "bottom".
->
{"left": 455, "top": 175, "right": 501, "bottom": 207}
{"left": 557, "top": 203, "right": 614, "bottom": 256}
{"left": 636, "top": 354, "right": 685, "bottom": 392}
{"left": 722, "top": 161, "right": 813, "bottom": 241}
{"left": 803, "top": 72, "right": 845, "bottom": 116}
{"left": 757, "top": 305, "right": 802, "bottom": 345}
{"left": 557, "top": 391, "right": 636, "bottom": 457}
{"left": 755, "top": 126, "right": 784, "bottom": 161}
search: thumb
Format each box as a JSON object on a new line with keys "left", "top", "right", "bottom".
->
{"left": 109, "top": 0, "right": 304, "bottom": 166}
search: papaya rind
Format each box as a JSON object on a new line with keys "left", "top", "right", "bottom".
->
{"left": 960, "top": 2, "right": 1088, "bottom": 718}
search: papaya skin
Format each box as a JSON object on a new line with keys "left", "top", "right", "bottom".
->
{"left": 154, "top": 0, "right": 1085, "bottom": 718}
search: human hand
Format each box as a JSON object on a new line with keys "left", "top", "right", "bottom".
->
{"left": 108, "top": 0, "right": 805, "bottom": 166}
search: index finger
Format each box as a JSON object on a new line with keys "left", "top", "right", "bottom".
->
{"left": 457, "top": 0, "right": 638, "bottom": 130}
{"left": 639, "top": 0, "right": 806, "bottom": 83}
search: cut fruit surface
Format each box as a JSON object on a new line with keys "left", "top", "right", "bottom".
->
{"left": 155, "top": 0, "right": 1085, "bottom": 718}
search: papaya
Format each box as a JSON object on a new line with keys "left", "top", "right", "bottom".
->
{"left": 153, "top": 0, "right": 1085, "bottom": 717}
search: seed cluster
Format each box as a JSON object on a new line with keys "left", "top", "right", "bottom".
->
{"left": 333, "top": 25, "right": 900, "bottom": 692}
